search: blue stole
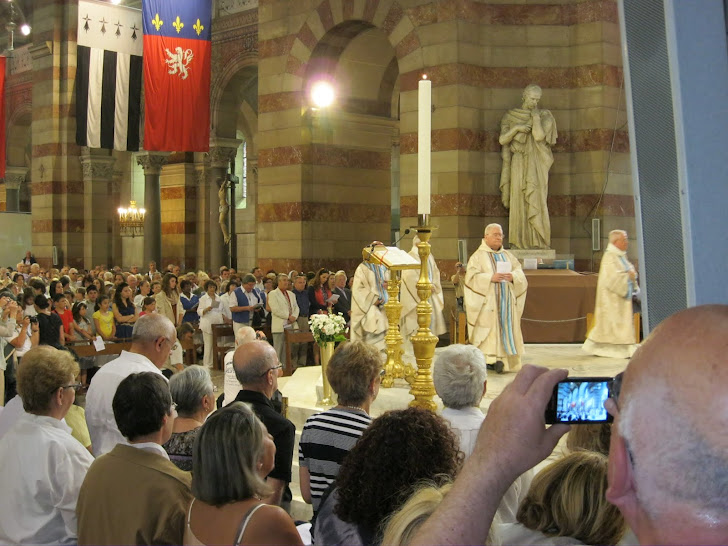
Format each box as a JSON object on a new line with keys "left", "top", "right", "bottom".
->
{"left": 491, "top": 252, "right": 517, "bottom": 355}
{"left": 365, "top": 263, "right": 388, "bottom": 304}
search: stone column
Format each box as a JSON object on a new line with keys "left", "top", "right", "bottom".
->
{"left": 4, "top": 167, "right": 28, "bottom": 212}
{"left": 205, "top": 139, "right": 240, "bottom": 271}
{"left": 79, "top": 149, "right": 116, "bottom": 269}
{"left": 136, "top": 152, "right": 170, "bottom": 267}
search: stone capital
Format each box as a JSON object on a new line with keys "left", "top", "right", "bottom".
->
{"left": 79, "top": 150, "right": 116, "bottom": 181}
{"left": 206, "top": 137, "right": 242, "bottom": 168}
{"left": 136, "top": 152, "right": 171, "bottom": 175}
{"left": 3, "top": 166, "right": 29, "bottom": 190}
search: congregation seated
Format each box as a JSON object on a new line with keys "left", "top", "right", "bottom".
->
{"left": 492, "top": 451, "right": 625, "bottom": 545}
{"left": 77, "top": 371, "right": 193, "bottom": 545}
{"left": 184, "top": 402, "right": 302, "bottom": 545}
{"left": 0, "top": 346, "right": 94, "bottom": 545}
{"left": 163, "top": 365, "right": 215, "bottom": 471}
{"left": 298, "top": 340, "right": 379, "bottom": 513}
{"left": 313, "top": 407, "right": 462, "bottom": 545}
{"left": 433, "top": 344, "right": 532, "bottom": 523}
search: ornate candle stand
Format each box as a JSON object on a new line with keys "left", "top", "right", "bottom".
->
{"left": 382, "top": 270, "right": 415, "bottom": 387}
{"left": 408, "top": 214, "right": 439, "bottom": 411}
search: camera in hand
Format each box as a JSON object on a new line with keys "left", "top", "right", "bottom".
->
{"left": 544, "top": 377, "right": 614, "bottom": 424}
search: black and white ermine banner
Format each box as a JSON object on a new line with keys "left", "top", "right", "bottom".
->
{"left": 76, "top": 0, "right": 143, "bottom": 151}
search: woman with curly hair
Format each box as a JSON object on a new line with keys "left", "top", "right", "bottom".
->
{"left": 314, "top": 407, "right": 463, "bottom": 545}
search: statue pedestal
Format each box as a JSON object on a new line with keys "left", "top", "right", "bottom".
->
{"left": 509, "top": 249, "right": 556, "bottom": 262}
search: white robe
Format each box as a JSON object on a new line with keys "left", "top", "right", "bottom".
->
{"left": 400, "top": 239, "right": 447, "bottom": 341}
{"left": 350, "top": 262, "right": 388, "bottom": 350}
{"left": 464, "top": 241, "right": 527, "bottom": 372}
{"left": 583, "top": 243, "right": 638, "bottom": 358}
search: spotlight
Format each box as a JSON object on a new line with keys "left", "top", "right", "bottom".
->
{"left": 310, "top": 81, "right": 335, "bottom": 108}
{"left": 19, "top": 23, "right": 30, "bottom": 36}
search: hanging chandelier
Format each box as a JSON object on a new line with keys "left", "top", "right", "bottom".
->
{"left": 118, "top": 200, "right": 145, "bottom": 238}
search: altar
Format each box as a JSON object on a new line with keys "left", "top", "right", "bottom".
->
{"left": 521, "top": 270, "right": 598, "bottom": 343}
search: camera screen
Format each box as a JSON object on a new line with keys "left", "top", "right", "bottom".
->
{"left": 556, "top": 380, "right": 610, "bottom": 423}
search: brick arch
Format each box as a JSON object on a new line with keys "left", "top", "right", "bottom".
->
{"left": 284, "top": 0, "right": 424, "bottom": 87}
{"left": 6, "top": 95, "right": 32, "bottom": 133}
{"left": 210, "top": 51, "right": 258, "bottom": 140}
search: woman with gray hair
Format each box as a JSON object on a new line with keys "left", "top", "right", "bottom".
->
{"left": 433, "top": 344, "right": 531, "bottom": 524}
{"left": 184, "top": 403, "right": 302, "bottom": 545}
{"left": 162, "top": 365, "right": 215, "bottom": 470}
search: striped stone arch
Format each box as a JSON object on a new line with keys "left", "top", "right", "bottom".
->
{"left": 209, "top": 50, "right": 259, "bottom": 140}
{"left": 285, "top": 0, "right": 425, "bottom": 90}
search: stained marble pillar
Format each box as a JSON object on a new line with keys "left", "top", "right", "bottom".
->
{"left": 4, "top": 167, "right": 28, "bottom": 212}
{"left": 79, "top": 149, "right": 116, "bottom": 269}
{"left": 206, "top": 139, "right": 240, "bottom": 271}
{"left": 137, "top": 152, "right": 170, "bottom": 267}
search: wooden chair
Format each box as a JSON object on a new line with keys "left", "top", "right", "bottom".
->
{"left": 284, "top": 329, "right": 314, "bottom": 376}
{"left": 211, "top": 323, "right": 234, "bottom": 371}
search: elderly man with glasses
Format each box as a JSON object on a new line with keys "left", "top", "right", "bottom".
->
{"left": 85, "top": 313, "right": 176, "bottom": 456}
{"left": 232, "top": 340, "right": 295, "bottom": 511}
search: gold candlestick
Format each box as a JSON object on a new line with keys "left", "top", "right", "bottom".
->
{"left": 382, "top": 269, "right": 415, "bottom": 387}
{"left": 408, "top": 214, "right": 438, "bottom": 411}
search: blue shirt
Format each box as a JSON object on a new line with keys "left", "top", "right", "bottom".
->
{"left": 180, "top": 293, "right": 200, "bottom": 323}
{"left": 293, "top": 288, "right": 310, "bottom": 317}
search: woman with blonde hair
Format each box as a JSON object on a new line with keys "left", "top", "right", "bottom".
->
{"left": 381, "top": 483, "right": 453, "bottom": 546}
{"left": 183, "top": 403, "right": 302, "bottom": 546}
{"left": 493, "top": 451, "right": 626, "bottom": 545}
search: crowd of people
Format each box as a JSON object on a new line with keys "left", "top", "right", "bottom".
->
{"left": 0, "top": 250, "right": 725, "bottom": 546}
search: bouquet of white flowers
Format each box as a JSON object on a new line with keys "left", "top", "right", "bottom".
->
{"left": 309, "top": 311, "right": 348, "bottom": 346}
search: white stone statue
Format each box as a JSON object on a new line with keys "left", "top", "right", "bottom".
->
{"left": 499, "top": 84, "right": 557, "bottom": 250}
{"left": 218, "top": 178, "right": 231, "bottom": 245}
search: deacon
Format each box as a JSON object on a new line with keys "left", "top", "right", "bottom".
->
{"left": 464, "top": 224, "right": 527, "bottom": 373}
{"left": 583, "top": 229, "right": 639, "bottom": 358}
{"left": 350, "top": 261, "right": 389, "bottom": 351}
{"left": 400, "top": 236, "right": 446, "bottom": 346}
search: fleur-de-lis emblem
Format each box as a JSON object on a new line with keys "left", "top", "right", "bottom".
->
{"left": 193, "top": 18, "right": 204, "bottom": 36}
{"left": 172, "top": 16, "right": 184, "bottom": 33}
{"left": 151, "top": 13, "right": 163, "bottom": 31}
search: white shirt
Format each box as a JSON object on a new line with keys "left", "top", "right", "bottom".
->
{"left": 128, "top": 441, "right": 170, "bottom": 460}
{"left": 440, "top": 406, "right": 532, "bottom": 523}
{"left": 198, "top": 293, "right": 225, "bottom": 333}
{"left": 0, "top": 413, "right": 94, "bottom": 545}
{"left": 222, "top": 348, "right": 241, "bottom": 406}
{"left": 440, "top": 406, "right": 485, "bottom": 457}
{"left": 85, "top": 350, "right": 164, "bottom": 457}
{"left": 0, "top": 394, "right": 25, "bottom": 441}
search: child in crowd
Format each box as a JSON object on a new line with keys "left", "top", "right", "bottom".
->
{"left": 71, "top": 301, "right": 96, "bottom": 387}
{"left": 74, "top": 287, "right": 86, "bottom": 303}
{"left": 92, "top": 295, "right": 115, "bottom": 341}
{"left": 52, "top": 294, "right": 73, "bottom": 344}
{"left": 140, "top": 297, "right": 156, "bottom": 316}
{"left": 151, "top": 281, "right": 162, "bottom": 295}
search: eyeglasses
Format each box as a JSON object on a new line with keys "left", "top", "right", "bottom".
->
{"left": 609, "top": 371, "right": 624, "bottom": 410}
{"left": 55, "top": 382, "right": 83, "bottom": 393}
{"left": 259, "top": 364, "right": 282, "bottom": 377}
{"left": 379, "top": 369, "right": 386, "bottom": 379}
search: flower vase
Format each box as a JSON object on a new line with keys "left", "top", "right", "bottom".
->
{"left": 319, "top": 341, "right": 335, "bottom": 406}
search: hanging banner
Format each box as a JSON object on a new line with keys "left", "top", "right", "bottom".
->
{"left": 142, "top": 0, "right": 211, "bottom": 152}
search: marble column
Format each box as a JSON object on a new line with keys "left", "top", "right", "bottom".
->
{"left": 3, "top": 167, "right": 28, "bottom": 212}
{"left": 136, "top": 152, "right": 170, "bottom": 268}
{"left": 79, "top": 149, "right": 116, "bottom": 269}
{"left": 205, "top": 139, "right": 240, "bottom": 271}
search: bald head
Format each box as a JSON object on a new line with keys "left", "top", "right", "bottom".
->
{"left": 232, "top": 340, "right": 279, "bottom": 395}
{"left": 610, "top": 305, "right": 728, "bottom": 541}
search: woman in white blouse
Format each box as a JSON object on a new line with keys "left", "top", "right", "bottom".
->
{"left": 198, "top": 280, "right": 226, "bottom": 369}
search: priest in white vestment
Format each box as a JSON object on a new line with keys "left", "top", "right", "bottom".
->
{"left": 464, "top": 224, "right": 528, "bottom": 373}
{"left": 350, "top": 261, "right": 389, "bottom": 351}
{"left": 583, "top": 229, "right": 639, "bottom": 358}
{"left": 400, "top": 236, "right": 447, "bottom": 347}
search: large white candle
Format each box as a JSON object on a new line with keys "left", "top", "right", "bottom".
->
{"left": 418, "top": 75, "right": 431, "bottom": 215}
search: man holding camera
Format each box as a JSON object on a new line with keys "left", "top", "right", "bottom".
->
{"left": 411, "top": 304, "right": 728, "bottom": 546}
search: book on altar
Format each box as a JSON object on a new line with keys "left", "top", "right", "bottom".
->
{"left": 496, "top": 261, "right": 512, "bottom": 274}
{"left": 367, "top": 245, "right": 420, "bottom": 269}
